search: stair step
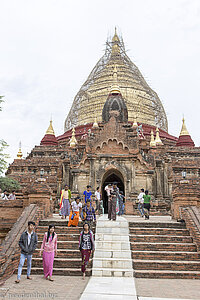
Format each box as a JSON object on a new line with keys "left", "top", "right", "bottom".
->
{"left": 39, "top": 220, "right": 84, "bottom": 226}
{"left": 131, "top": 250, "right": 200, "bottom": 261}
{"left": 31, "top": 258, "right": 92, "bottom": 268}
{"left": 95, "top": 241, "right": 130, "bottom": 250}
{"left": 129, "top": 222, "right": 186, "bottom": 229}
{"left": 37, "top": 233, "right": 80, "bottom": 241}
{"left": 129, "top": 228, "right": 190, "bottom": 236}
{"left": 37, "top": 241, "right": 79, "bottom": 249}
{"left": 36, "top": 226, "right": 95, "bottom": 234}
{"left": 133, "top": 259, "right": 200, "bottom": 271}
{"left": 93, "top": 258, "right": 132, "bottom": 269}
{"left": 130, "top": 235, "right": 193, "bottom": 243}
{"left": 131, "top": 242, "right": 196, "bottom": 252}
{"left": 95, "top": 234, "right": 129, "bottom": 242}
{"left": 134, "top": 270, "right": 200, "bottom": 279}
{"left": 34, "top": 249, "right": 80, "bottom": 258}
{"left": 92, "top": 268, "right": 133, "bottom": 277}
{"left": 19, "top": 267, "right": 92, "bottom": 276}
{"left": 96, "top": 227, "right": 129, "bottom": 235}
{"left": 95, "top": 250, "right": 131, "bottom": 259}
{"left": 97, "top": 220, "right": 128, "bottom": 228}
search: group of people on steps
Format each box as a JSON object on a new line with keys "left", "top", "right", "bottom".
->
{"left": 15, "top": 220, "right": 94, "bottom": 283}
{"left": 15, "top": 184, "right": 151, "bottom": 283}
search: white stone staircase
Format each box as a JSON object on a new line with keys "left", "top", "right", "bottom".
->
{"left": 92, "top": 215, "right": 133, "bottom": 277}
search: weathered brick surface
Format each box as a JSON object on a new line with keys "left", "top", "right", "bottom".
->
{"left": 181, "top": 206, "right": 200, "bottom": 252}
{"left": 0, "top": 187, "right": 54, "bottom": 285}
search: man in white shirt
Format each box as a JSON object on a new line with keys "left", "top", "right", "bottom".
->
{"left": 15, "top": 221, "right": 38, "bottom": 283}
{"left": 137, "top": 188, "right": 145, "bottom": 217}
{"left": 95, "top": 186, "right": 101, "bottom": 213}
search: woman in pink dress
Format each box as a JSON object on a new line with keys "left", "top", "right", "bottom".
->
{"left": 40, "top": 224, "right": 57, "bottom": 281}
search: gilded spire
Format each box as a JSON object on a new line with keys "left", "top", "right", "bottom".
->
{"left": 70, "top": 128, "right": 77, "bottom": 147}
{"left": 111, "top": 27, "right": 120, "bottom": 55}
{"left": 17, "top": 141, "right": 23, "bottom": 159}
{"left": 110, "top": 65, "right": 120, "bottom": 94}
{"left": 92, "top": 116, "right": 99, "bottom": 128}
{"left": 150, "top": 130, "right": 156, "bottom": 147}
{"left": 155, "top": 127, "right": 163, "bottom": 145}
{"left": 46, "top": 120, "right": 55, "bottom": 135}
{"left": 180, "top": 118, "right": 190, "bottom": 136}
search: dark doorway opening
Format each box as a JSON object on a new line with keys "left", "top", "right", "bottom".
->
{"left": 102, "top": 172, "right": 124, "bottom": 213}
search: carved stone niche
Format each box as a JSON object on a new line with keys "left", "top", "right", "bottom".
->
{"left": 102, "top": 93, "right": 128, "bottom": 123}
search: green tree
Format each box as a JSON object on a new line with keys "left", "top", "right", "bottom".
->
{"left": 0, "top": 96, "right": 9, "bottom": 174}
{"left": 0, "top": 176, "right": 21, "bottom": 192}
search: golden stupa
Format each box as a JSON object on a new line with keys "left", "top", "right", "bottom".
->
{"left": 64, "top": 29, "right": 168, "bottom": 132}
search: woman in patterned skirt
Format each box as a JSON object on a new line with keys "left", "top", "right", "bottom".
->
{"left": 79, "top": 223, "right": 95, "bottom": 279}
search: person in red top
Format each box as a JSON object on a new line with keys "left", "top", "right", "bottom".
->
{"left": 40, "top": 224, "right": 57, "bottom": 281}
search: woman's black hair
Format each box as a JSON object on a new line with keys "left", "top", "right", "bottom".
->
{"left": 47, "top": 224, "right": 55, "bottom": 242}
{"left": 83, "top": 222, "right": 90, "bottom": 231}
{"left": 145, "top": 190, "right": 149, "bottom": 195}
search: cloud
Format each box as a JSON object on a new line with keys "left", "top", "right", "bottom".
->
{"left": 0, "top": 0, "right": 200, "bottom": 166}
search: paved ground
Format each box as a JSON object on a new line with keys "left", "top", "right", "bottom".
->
{"left": 0, "top": 275, "right": 89, "bottom": 300}
{"left": 1, "top": 276, "right": 200, "bottom": 300}
{"left": 135, "top": 278, "right": 200, "bottom": 299}
{"left": 80, "top": 277, "right": 137, "bottom": 300}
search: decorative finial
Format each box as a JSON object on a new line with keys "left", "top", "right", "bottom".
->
{"left": 46, "top": 119, "right": 55, "bottom": 135}
{"left": 132, "top": 117, "right": 138, "bottom": 128}
{"left": 70, "top": 128, "right": 77, "bottom": 147}
{"left": 155, "top": 127, "right": 163, "bottom": 145}
{"left": 93, "top": 116, "right": 99, "bottom": 128}
{"left": 110, "top": 64, "right": 120, "bottom": 94}
{"left": 150, "top": 130, "right": 156, "bottom": 147}
{"left": 180, "top": 117, "right": 189, "bottom": 136}
{"left": 17, "top": 141, "right": 23, "bottom": 159}
{"left": 112, "top": 27, "right": 120, "bottom": 55}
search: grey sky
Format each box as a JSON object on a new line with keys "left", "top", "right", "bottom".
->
{"left": 0, "top": 0, "right": 200, "bottom": 166}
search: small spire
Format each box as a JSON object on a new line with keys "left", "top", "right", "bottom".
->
{"left": 93, "top": 116, "right": 99, "bottom": 128}
{"left": 155, "top": 127, "right": 163, "bottom": 146}
{"left": 46, "top": 120, "right": 55, "bottom": 135}
{"left": 132, "top": 117, "right": 138, "bottom": 128}
{"left": 70, "top": 128, "right": 77, "bottom": 147}
{"left": 110, "top": 65, "right": 120, "bottom": 94}
{"left": 176, "top": 117, "right": 194, "bottom": 147}
{"left": 17, "top": 141, "right": 23, "bottom": 159}
{"left": 180, "top": 117, "right": 190, "bottom": 136}
{"left": 111, "top": 27, "right": 120, "bottom": 55}
{"left": 150, "top": 130, "right": 156, "bottom": 147}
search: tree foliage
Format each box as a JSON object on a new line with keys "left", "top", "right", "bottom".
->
{"left": 0, "top": 176, "right": 21, "bottom": 192}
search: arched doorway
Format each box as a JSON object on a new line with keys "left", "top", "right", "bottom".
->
{"left": 101, "top": 169, "right": 125, "bottom": 213}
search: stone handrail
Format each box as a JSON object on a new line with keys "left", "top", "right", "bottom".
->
{"left": 0, "top": 204, "right": 44, "bottom": 285}
{"left": 181, "top": 206, "right": 200, "bottom": 251}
